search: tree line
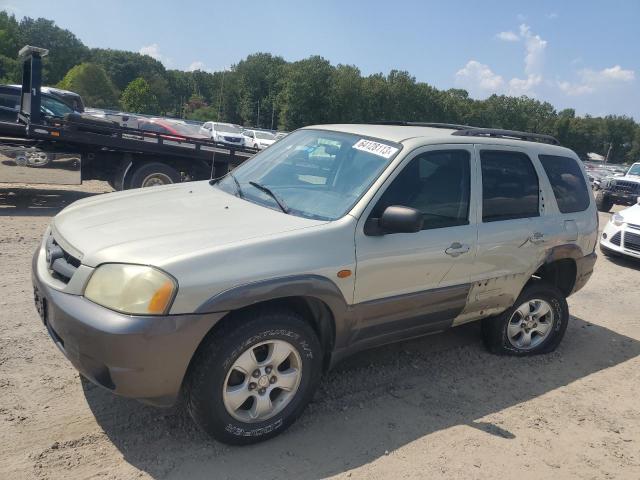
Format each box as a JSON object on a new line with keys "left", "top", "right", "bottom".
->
{"left": 1, "top": 12, "right": 638, "bottom": 163}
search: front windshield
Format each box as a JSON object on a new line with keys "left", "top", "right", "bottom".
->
{"left": 215, "top": 123, "right": 242, "bottom": 134}
{"left": 216, "top": 129, "right": 401, "bottom": 220}
{"left": 255, "top": 131, "right": 275, "bottom": 140}
{"left": 41, "top": 96, "right": 75, "bottom": 117}
{"left": 628, "top": 164, "right": 640, "bottom": 176}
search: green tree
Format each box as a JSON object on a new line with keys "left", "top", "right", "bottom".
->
{"left": 120, "top": 77, "right": 160, "bottom": 114}
{"left": 18, "top": 17, "right": 89, "bottom": 84}
{"left": 58, "top": 63, "right": 119, "bottom": 108}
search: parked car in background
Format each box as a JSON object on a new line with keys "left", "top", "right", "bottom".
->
{"left": 243, "top": 129, "right": 276, "bottom": 149}
{"left": 139, "top": 118, "right": 208, "bottom": 139}
{"left": 32, "top": 123, "right": 597, "bottom": 445}
{"left": 600, "top": 197, "right": 640, "bottom": 259}
{"left": 595, "top": 162, "right": 640, "bottom": 212}
{"left": 0, "top": 84, "right": 82, "bottom": 135}
{"left": 199, "top": 122, "right": 245, "bottom": 147}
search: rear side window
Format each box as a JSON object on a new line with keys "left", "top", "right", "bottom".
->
{"left": 481, "top": 150, "right": 539, "bottom": 222}
{"left": 538, "top": 155, "right": 590, "bottom": 213}
{"left": 373, "top": 150, "right": 471, "bottom": 230}
{"left": 0, "top": 88, "right": 19, "bottom": 109}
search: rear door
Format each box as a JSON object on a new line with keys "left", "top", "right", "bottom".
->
{"left": 464, "top": 146, "right": 546, "bottom": 317}
{"left": 353, "top": 145, "right": 478, "bottom": 342}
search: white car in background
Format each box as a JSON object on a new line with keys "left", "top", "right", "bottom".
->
{"left": 243, "top": 129, "right": 276, "bottom": 150}
{"left": 199, "top": 122, "right": 245, "bottom": 147}
{"left": 600, "top": 197, "right": 640, "bottom": 259}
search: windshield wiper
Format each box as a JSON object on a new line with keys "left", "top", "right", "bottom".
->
{"left": 249, "top": 181, "right": 289, "bottom": 213}
{"left": 230, "top": 172, "right": 243, "bottom": 198}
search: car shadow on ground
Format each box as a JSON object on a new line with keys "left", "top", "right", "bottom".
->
{"left": 0, "top": 187, "right": 99, "bottom": 216}
{"left": 82, "top": 316, "right": 640, "bottom": 479}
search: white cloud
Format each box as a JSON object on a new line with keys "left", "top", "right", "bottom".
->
{"left": 509, "top": 74, "right": 542, "bottom": 96}
{"left": 558, "top": 65, "right": 635, "bottom": 96}
{"left": 455, "top": 60, "right": 504, "bottom": 95}
{"left": 187, "top": 61, "right": 206, "bottom": 72}
{"left": 519, "top": 24, "right": 547, "bottom": 76}
{"left": 496, "top": 31, "right": 519, "bottom": 42}
{"left": 546, "top": 12, "right": 559, "bottom": 20}
{"left": 139, "top": 44, "right": 163, "bottom": 61}
{"left": 517, "top": 13, "right": 526, "bottom": 21}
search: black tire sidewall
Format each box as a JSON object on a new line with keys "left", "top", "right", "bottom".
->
{"left": 484, "top": 283, "right": 569, "bottom": 356}
{"left": 595, "top": 191, "right": 613, "bottom": 212}
{"left": 187, "top": 312, "right": 322, "bottom": 445}
{"left": 129, "top": 162, "right": 180, "bottom": 189}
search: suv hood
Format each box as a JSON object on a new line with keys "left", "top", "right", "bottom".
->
{"left": 52, "top": 181, "right": 326, "bottom": 268}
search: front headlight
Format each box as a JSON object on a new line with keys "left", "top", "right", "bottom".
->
{"left": 612, "top": 213, "right": 625, "bottom": 226}
{"left": 84, "top": 264, "right": 177, "bottom": 315}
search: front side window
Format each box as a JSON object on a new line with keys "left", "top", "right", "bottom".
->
{"left": 371, "top": 150, "right": 471, "bottom": 230}
{"left": 539, "top": 155, "right": 590, "bottom": 213}
{"left": 481, "top": 150, "right": 539, "bottom": 222}
{"left": 216, "top": 129, "right": 400, "bottom": 220}
{"left": 628, "top": 164, "right": 640, "bottom": 176}
{"left": 0, "top": 89, "right": 19, "bottom": 109}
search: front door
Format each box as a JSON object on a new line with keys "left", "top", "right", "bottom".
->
{"left": 353, "top": 145, "right": 478, "bottom": 342}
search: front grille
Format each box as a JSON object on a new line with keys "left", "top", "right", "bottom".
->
{"left": 628, "top": 223, "right": 640, "bottom": 231}
{"left": 610, "top": 231, "right": 622, "bottom": 246}
{"left": 224, "top": 136, "right": 241, "bottom": 142}
{"left": 46, "top": 235, "right": 80, "bottom": 283}
{"left": 613, "top": 180, "right": 640, "bottom": 195}
{"left": 624, "top": 231, "right": 640, "bottom": 252}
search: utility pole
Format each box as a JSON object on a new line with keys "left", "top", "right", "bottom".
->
{"left": 605, "top": 143, "right": 612, "bottom": 164}
{"left": 217, "top": 69, "right": 225, "bottom": 121}
{"left": 271, "top": 101, "right": 275, "bottom": 130}
{"left": 256, "top": 99, "right": 260, "bottom": 127}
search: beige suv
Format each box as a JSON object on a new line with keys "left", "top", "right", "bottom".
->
{"left": 32, "top": 123, "right": 598, "bottom": 444}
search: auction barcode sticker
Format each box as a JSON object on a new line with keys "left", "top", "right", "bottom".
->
{"left": 352, "top": 139, "right": 399, "bottom": 159}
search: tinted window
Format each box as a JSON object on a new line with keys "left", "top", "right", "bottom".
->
{"left": 481, "top": 150, "right": 539, "bottom": 222}
{"left": 373, "top": 150, "right": 470, "bottom": 230}
{"left": 539, "top": 155, "right": 590, "bottom": 213}
{"left": 0, "top": 88, "right": 19, "bottom": 109}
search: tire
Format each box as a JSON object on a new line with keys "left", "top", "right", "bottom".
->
{"left": 595, "top": 191, "right": 613, "bottom": 212}
{"left": 185, "top": 307, "right": 323, "bottom": 445}
{"left": 128, "top": 162, "right": 181, "bottom": 189}
{"left": 481, "top": 281, "right": 569, "bottom": 356}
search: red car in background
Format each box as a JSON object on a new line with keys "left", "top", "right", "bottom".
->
{"left": 138, "top": 119, "right": 207, "bottom": 141}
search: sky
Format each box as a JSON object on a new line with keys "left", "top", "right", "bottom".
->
{"left": 3, "top": 0, "right": 639, "bottom": 119}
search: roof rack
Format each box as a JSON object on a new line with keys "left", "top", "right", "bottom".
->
{"left": 369, "top": 121, "right": 476, "bottom": 130}
{"left": 451, "top": 128, "right": 560, "bottom": 145}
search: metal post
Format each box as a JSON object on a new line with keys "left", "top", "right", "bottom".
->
{"left": 217, "top": 70, "right": 225, "bottom": 121}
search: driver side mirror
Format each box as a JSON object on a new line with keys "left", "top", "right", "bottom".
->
{"left": 365, "top": 205, "right": 424, "bottom": 236}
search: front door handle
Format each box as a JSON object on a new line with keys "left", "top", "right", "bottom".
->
{"left": 445, "top": 242, "right": 470, "bottom": 257}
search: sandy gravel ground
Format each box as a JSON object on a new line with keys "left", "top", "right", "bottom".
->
{"left": 0, "top": 182, "right": 639, "bottom": 480}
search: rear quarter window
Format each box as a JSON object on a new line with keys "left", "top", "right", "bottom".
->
{"left": 538, "top": 155, "right": 590, "bottom": 213}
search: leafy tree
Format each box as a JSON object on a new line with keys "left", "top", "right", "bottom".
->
{"left": 57, "top": 63, "right": 119, "bottom": 108}
{"left": 18, "top": 17, "right": 89, "bottom": 84}
{"left": 120, "top": 77, "right": 159, "bottom": 114}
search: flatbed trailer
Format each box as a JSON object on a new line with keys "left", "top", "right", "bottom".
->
{"left": 0, "top": 46, "right": 255, "bottom": 190}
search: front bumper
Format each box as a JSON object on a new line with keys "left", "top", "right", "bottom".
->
{"left": 600, "top": 221, "right": 640, "bottom": 259}
{"left": 31, "top": 248, "right": 226, "bottom": 406}
{"left": 602, "top": 190, "right": 639, "bottom": 206}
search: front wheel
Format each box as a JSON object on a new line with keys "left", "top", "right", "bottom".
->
{"left": 595, "top": 191, "right": 613, "bottom": 212}
{"left": 185, "top": 308, "right": 323, "bottom": 445}
{"left": 481, "top": 282, "right": 569, "bottom": 356}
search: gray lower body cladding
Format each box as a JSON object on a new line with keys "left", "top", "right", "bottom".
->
{"left": 32, "top": 250, "right": 226, "bottom": 407}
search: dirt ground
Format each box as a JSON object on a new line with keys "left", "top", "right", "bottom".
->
{"left": 1, "top": 182, "right": 639, "bottom": 480}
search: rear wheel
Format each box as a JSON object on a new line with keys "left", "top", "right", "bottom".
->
{"left": 595, "top": 191, "right": 613, "bottom": 212}
{"left": 128, "top": 162, "right": 181, "bottom": 189}
{"left": 185, "top": 307, "right": 323, "bottom": 445}
{"left": 481, "top": 282, "right": 569, "bottom": 356}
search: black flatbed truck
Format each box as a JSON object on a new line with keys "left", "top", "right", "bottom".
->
{"left": 0, "top": 46, "right": 254, "bottom": 190}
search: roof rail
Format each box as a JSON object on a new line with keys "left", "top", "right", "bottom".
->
{"left": 451, "top": 128, "right": 560, "bottom": 145}
{"left": 369, "top": 121, "right": 476, "bottom": 130}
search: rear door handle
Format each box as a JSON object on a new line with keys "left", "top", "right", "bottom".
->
{"left": 529, "top": 232, "right": 546, "bottom": 245}
{"left": 445, "top": 242, "right": 470, "bottom": 257}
